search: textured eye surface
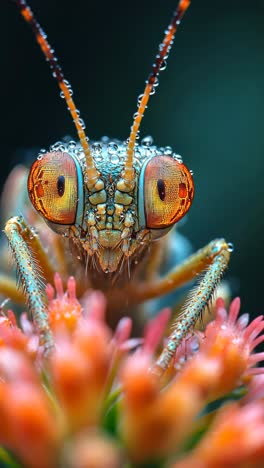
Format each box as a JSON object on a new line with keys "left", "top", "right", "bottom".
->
{"left": 28, "top": 152, "right": 79, "bottom": 225}
{"left": 143, "top": 155, "right": 194, "bottom": 229}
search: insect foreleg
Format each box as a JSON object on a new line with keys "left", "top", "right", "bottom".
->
{"left": 129, "top": 239, "right": 231, "bottom": 303}
{"left": 4, "top": 216, "right": 54, "bottom": 354}
{"left": 150, "top": 239, "right": 231, "bottom": 376}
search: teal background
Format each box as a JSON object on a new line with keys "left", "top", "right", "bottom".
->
{"left": 1, "top": 0, "right": 264, "bottom": 315}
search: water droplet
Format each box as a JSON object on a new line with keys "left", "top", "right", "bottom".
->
{"left": 227, "top": 242, "right": 234, "bottom": 253}
{"left": 137, "top": 94, "right": 144, "bottom": 107}
{"left": 190, "top": 170, "right": 194, "bottom": 175}
{"left": 110, "top": 154, "right": 120, "bottom": 164}
{"left": 164, "top": 146, "right": 172, "bottom": 155}
{"left": 141, "top": 135, "right": 153, "bottom": 147}
{"left": 101, "top": 135, "right": 110, "bottom": 144}
{"left": 78, "top": 118, "right": 86, "bottom": 130}
{"left": 108, "top": 142, "right": 118, "bottom": 154}
{"left": 237, "top": 313, "right": 249, "bottom": 329}
{"left": 60, "top": 90, "right": 65, "bottom": 99}
{"left": 160, "top": 59, "right": 167, "bottom": 71}
{"left": 68, "top": 140, "right": 77, "bottom": 150}
{"left": 190, "top": 338, "right": 199, "bottom": 353}
{"left": 92, "top": 142, "right": 102, "bottom": 155}
{"left": 173, "top": 153, "right": 183, "bottom": 163}
{"left": 153, "top": 77, "right": 159, "bottom": 87}
{"left": 37, "top": 148, "right": 46, "bottom": 160}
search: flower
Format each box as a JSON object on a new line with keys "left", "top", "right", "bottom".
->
{"left": 0, "top": 278, "right": 263, "bottom": 467}
{"left": 173, "top": 402, "right": 264, "bottom": 467}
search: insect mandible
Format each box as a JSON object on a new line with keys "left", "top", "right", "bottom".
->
{"left": 2, "top": 0, "right": 232, "bottom": 375}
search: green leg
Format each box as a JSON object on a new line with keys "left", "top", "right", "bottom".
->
{"left": 4, "top": 216, "right": 53, "bottom": 355}
{"left": 151, "top": 239, "right": 231, "bottom": 376}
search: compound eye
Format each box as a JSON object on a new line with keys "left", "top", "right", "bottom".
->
{"left": 28, "top": 151, "right": 79, "bottom": 225}
{"left": 143, "top": 155, "right": 194, "bottom": 229}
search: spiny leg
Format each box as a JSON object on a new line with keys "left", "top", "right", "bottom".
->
{"left": 4, "top": 216, "right": 54, "bottom": 354}
{"left": 128, "top": 239, "right": 231, "bottom": 303}
{"left": 146, "top": 239, "right": 232, "bottom": 376}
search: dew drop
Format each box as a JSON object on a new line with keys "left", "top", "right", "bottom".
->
{"left": 137, "top": 94, "right": 144, "bottom": 107}
{"left": 101, "top": 136, "right": 110, "bottom": 144}
{"left": 160, "top": 59, "right": 167, "bottom": 71}
{"left": 110, "top": 154, "right": 120, "bottom": 164}
{"left": 227, "top": 242, "right": 234, "bottom": 253}
{"left": 153, "top": 77, "right": 159, "bottom": 87}
{"left": 173, "top": 153, "right": 183, "bottom": 164}
{"left": 37, "top": 148, "right": 47, "bottom": 160}
{"left": 92, "top": 142, "right": 102, "bottom": 155}
{"left": 108, "top": 142, "right": 118, "bottom": 154}
{"left": 164, "top": 146, "right": 172, "bottom": 155}
{"left": 68, "top": 140, "right": 77, "bottom": 150}
{"left": 237, "top": 313, "right": 249, "bottom": 329}
{"left": 141, "top": 135, "right": 153, "bottom": 147}
{"left": 78, "top": 118, "right": 86, "bottom": 130}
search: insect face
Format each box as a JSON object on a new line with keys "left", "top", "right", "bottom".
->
{"left": 28, "top": 140, "right": 194, "bottom": 273}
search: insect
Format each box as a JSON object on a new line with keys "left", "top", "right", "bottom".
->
{"left": 2, "top": 0, "right": 232, "bottom": 375}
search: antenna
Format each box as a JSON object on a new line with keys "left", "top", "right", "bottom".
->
{"left": 13, "top": 0, "right": 100, "bottom": 187}
{"left": 122, "top": 0, "right": 190, "bottom": 190}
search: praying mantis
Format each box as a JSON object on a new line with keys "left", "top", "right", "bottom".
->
{"left": 1, "top": 0, "right": 233, "bottom": 375}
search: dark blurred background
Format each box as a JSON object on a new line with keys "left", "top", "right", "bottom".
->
{"left": 0, "top": 0, "right": 264, "bottom": 315}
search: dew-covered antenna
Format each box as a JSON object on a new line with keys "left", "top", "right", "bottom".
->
{"left": 13, "top": 0, "right": 100, "bottom": 187}
{"left": 121, "top": 0, "right": 190, "bottom": 190}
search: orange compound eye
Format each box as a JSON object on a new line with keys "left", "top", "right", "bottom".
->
{"left": 140, "top": 155, "right": 194, "bottom": 229}
{"left": 28, "top": 151, "right": 81, "bottom": 225}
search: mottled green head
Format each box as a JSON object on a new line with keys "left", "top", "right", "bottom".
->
{"left": 28, "top": 137, "right": 194, "bottom": 273}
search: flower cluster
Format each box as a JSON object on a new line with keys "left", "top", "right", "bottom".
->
{"left": 0, "top": 275, "right": 263, "bottom": 467}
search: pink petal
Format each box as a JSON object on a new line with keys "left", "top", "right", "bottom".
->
{"left": 67, "top": 276, "right": 77, "bottom": 300}
{"left": 228, "top": 297, "right": 241, "bottom": 324}
{"left": 54, "top": 272, "right": 64, "bottom": 298}
{"left": 144, "top": 308, "right": 171, "bottom": 354}
{"left": 113, "top": 318, "right": 132, "bottom": 347}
